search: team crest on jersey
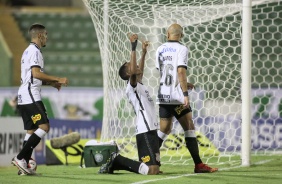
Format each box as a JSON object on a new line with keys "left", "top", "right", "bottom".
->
{"left": 31, "top": 114, "right": 41, "bottom": 124}
{"left": 141, "top": 155, "right": 150, "bottom": 163}
{"left": 175, "top": 105, "right": 185, "bottom": 115}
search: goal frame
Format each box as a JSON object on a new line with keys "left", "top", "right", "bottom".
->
{"left": 87, "top": 0, "right": 255, "bottom": 167}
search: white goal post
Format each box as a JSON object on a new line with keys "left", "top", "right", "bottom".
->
{"left": 83, "top": 0, "right": 282, "bottom": 166}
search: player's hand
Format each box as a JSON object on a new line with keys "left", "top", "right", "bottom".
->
{"left": 183, "top": 96, "right": 190, "bottom": 107}
{"left": 128, "top": 33, "right": 138, "bottom": 42}
{"left": 187, "top": 83, "right": 195, "bottom": 90}
{"left": 51, "top": 82, "right": 62, "bottom": 91}
{"left": 142, "top": 40, "right": 149, "bottom": 52}
{"left": 57, "top": 77, "right": 68, "bottom": 86}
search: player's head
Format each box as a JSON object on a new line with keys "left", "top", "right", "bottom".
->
{"left": 167, "top": 23, "right": 183, "bottom": 41}
{"left": 119, "top": 62, "right": 130, "bottom": 80}
{"left": 29, "top": 23, "right": 48, "bottom": 48}
{"left": 118, "top": 62, "right": 142, "bottom": 80}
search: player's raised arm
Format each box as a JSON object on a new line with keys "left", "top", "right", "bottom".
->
{"left": 129, "top": 33, "right": 138, "bottom": 87}
{"left": 138, "top": 39, "right": 149, "bottom": 80}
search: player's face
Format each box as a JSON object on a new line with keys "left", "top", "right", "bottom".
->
{"left": 126, "top": 64, "right": 142, "bottom": 76}
{"left": 39, "top": 30, "right": 48, "bottom": 47}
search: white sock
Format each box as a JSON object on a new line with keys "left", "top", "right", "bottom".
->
{"left": 184, "top": 130, "right": 196, "bottom": 138}
{"left": 157, "top": 130, "right": 168, "bottom": 140}
{"left": 138, "top": 163, "right": 149, "bottom": 175}
{"left": 34, "top": 128, "right": 47, "bottom": 138}
{"left": 24, "top": 133, "right": 31, "bottom": 141}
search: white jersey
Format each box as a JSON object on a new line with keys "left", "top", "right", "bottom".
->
{"left": 18, "top": 43, "right": 44, "bottom": 105}
{"left": 126, "top": 82, "right": 159, "bottom": 135}
{"left": 155, "top": 41, "right": 188, "bottom": 105}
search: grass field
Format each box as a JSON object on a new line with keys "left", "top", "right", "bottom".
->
{"left": 0, "top": 155, "right": 281, "bottom": 184}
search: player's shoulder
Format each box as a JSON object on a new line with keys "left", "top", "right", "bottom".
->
{"left": 27, "top": 43, "right": 41, "bottom": 53}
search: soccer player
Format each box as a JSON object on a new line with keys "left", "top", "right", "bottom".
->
{"left": 12, "top": 23, "right": 68, "bottom": 175}
{"left": 99, "top": 33, "right": 160, "bottom": 175}
{"left": 155, "top": 23, "right": 218, "bottom": 173}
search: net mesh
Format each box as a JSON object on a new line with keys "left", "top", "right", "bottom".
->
{"left": 83, "top": 0, "right": 282, "bottom": 165}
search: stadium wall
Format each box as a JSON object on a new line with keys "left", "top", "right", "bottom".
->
{"left": 0, "top": 117, "right": 102, "bottom": 166}
{"left": 0, "top": 87, "right": 281, "bottom": 166}
{"left": 0, "top": 31, "right": 12, "bottom": 87}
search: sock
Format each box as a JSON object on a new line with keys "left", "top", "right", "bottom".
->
{"left": 138, "top": 163, "right": 149, "bottom": 175}
{"left": 22, "top": 133, "right": 31, "bottom": 164}
{"left": 112, "top": 154, "right": 141, "bottom": 174}
{"left": 184, "top": 130, "right": 202, "bottom": 165}
{"left": 157, "top": 130, "right": 168, "bottom": 148}
{"left": 17, "top": 129, "right": 46, "bottom": 160}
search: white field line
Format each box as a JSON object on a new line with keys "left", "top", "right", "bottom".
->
{"left": 131, "top": 159, "right": 273, "bottom": 184}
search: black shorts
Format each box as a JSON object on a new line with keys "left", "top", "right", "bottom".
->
{"left": 18, "top": 101, "right": 49, "bottom": 130}
{"left": 159, "top": 104, "right": 192, "bottom": 119}
{"left": 136, "top": 130, "right": 160, "bottom": 166}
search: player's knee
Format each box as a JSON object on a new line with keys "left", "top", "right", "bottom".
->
{"left": 148, "top": 165, "right": 160, "bottom": 175}
{"left": 38, "top": 123, "right": 50, "bottom": 133}
{"left": 160, "top": 125, "right": 171, "bottom": 134}
{"left": 27, "top": 129, "right": 36, "bottom": 134}
{"left": 160, "top": 124, "right": 171, "bottom": 135}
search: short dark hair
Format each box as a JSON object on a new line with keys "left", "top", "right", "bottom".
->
{"left": 118, "top": 62, "right": 129, "bottom": 80}
{"left": 28, "top": 23, "right": 46, "bottom": 37}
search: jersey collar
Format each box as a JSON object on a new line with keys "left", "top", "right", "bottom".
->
{"left": 167, "top": 40, "right": 180, "bottom": 43}
{"left": 30, "top": 42, "right": 41, "bottom": 50}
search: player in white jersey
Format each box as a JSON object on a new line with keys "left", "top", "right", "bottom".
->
{"left": 98, "top": 34, "right": 160, "bottom": 175}
{"left": 12, "top": 23, "right": 68, "bottom": 175}
{"left": 155, "top": 23, "right": 218, "bottom": 173}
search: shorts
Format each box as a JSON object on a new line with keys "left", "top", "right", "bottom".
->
{"left": 136, "top": 130, "right": 160, "bottom": 166}
{"left": 18, "top": 101, "right": 49, "bottom": 130}
{"left": 159, "top": 104, "right": 192, "bottom": 119}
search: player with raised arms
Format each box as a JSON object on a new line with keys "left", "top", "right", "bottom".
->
{"left": 155, "top": 23, "right": 218, "bottom": 173}
{"left": 99, "top": 33, "right": 160, "bottom": 175}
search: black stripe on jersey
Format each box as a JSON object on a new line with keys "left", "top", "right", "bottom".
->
{"left": 134, "top": 91, "right": 150, "bottom": 132}
{"left": 30, "top": 66, "right": 41, "bottom": 84}
{"left": 28, "top": 82, "right": 36, "bottom": 103}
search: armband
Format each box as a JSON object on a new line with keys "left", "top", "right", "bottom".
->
{"left": 131, "top": 40, "right": 137, "bottom": 51}
{"left": 183, "top": 91, "right": 189, "bottom": 97}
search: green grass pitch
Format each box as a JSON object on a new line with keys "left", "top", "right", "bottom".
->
{"left": 0, "top": 155, "right": 281, "bottom": 184}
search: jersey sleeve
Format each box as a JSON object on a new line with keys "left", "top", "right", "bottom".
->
{"left": 178, "top": 46, "right": 188, "bottom": 69}
{"left": 29, "top": 50, "right": 43, "bottom": 68}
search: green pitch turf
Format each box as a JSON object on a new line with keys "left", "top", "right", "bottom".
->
{"left": 1, "top": 155, "right": 281, "bottom": 184}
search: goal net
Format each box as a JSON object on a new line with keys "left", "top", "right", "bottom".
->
{"left": 83, "top": 0, "right": 282, "bottom": 165}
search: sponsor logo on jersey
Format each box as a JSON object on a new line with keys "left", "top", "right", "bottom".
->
{"left": 31, "top": 114, "right": 41, "bottom": 124}
{"left": 145, "top": 90, "right": 153, "bottom": 102}
{"left": 158, "top": 94, "right": 170, "bottom": 98}
{"left": 157, "top": 94, "right": 171, "bottom": 103}
{"left": 141, "top": 155, "right": 150, "bottom": 163}
{"left": 160, "top": 47, "right": 176, "bottom": 53}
